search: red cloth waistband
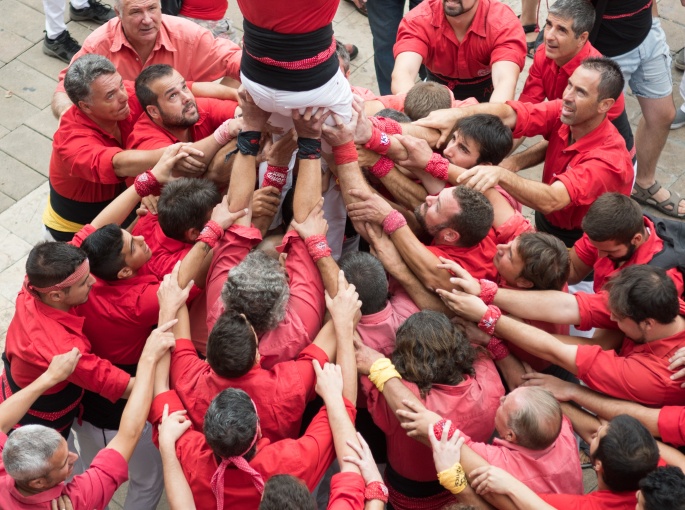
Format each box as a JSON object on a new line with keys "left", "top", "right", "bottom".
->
{"left": 244, "top": 39, "right": 336, "bottom": 71}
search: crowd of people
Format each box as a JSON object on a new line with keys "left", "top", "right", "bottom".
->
{"left": 3, "top": 0, "right": 685, "bottom": 508}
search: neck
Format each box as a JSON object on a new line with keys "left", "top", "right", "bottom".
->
{"left": 646, "top": 316, "right": 685, "bottom": 343}
{"left": 15, "top": 481, "right": 47, "bottom": 497}
{"left": 161, "top": 123, "right": 192, "bottom": 143}
{"left": 553, "top": 52, "right": 578, "bottom": 68}
{"left": 38, "top": 294, "right": 71, "bottom": 312}
{"left": 569, "top": 114, "right": 605, "bottom": 142}
{"left": 86, "top": 113, "right": 119, "bottom": 136}
{"left": 122, "top": 28, "right": 155, "bottom": 63}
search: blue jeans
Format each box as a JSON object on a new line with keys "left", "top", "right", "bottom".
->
{"left": 367, "top": 0, "right": 424, "bottom": 95}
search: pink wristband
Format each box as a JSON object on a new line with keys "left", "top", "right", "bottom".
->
{"left": 332, "top": 141, "right": 358, "bottom": 165}
{"left": 382, "top": 210, "right": 407, "bottom": 235}
{"left": 487, "top": 337, "right": 510, "bottom": 361}
{"left": 197, "top": 220, "right": 224, "bottom": 249}
{"left": 262, "top": 165, "right": 289, "bottom": 191}
{"left": 433, "top": 419, "right": 457, "bottom": 441}
{"left": 370, "top": 116, "right": 402, "bottom": 135}
{"left": 364, "top": 126, "right": 391, "bottom": 155}
{"left": 305, "top": 234, "right": 331, "bottom": 262}
{"left": 134, "top": 170, "right": 162, "bottom": 197}
{"left": 479, "top": 279, "right": 498, "bottom": 306}
{"left": 425, "top": 153, "right": 450, "bottom": 181}
{"left": 213, "top": 118, "right": 236, "bottom": 145}
{"left": 368, "top": 156, "right": 394, "bottom": 178}
{"left": 478, "top": 305, "right": 502, "bottom": 336}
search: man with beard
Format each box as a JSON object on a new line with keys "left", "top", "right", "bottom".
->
{"left": 128, "top": 64, "right": 241, "bottom": 184}
{"left": 391, "top": 0, "right": 526, "bottom": 102}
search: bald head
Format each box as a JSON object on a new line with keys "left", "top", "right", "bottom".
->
{"left": 504, "top": 387, "right": 562, "bottom": 450}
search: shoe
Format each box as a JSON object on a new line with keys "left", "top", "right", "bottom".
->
{"left": 632, "top": 181, "right": 685, "bottom": 219}
{"left": 675, "top": 47, "right": 685, "bottom": 72}
{"left": 43, "top": 30, "right": 81, "bottom": 64}
{"left": 671, "top": 107, "right": 685, "bottom": 130}
{"left": 70, "top": 0, "right": 116, "bottom": 24}
{"left": 344, "top": 0, "right": 368, "bottom": 17}
{"left": 344, "top": 43, "right": 359, "bottom": 61}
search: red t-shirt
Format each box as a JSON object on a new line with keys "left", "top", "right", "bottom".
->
{"left": 427, "top": 229, "right": 499, "bottom": 281}
{"left": 394, "top": 0, "right": 526, "bottom": 83}
{"left": 0, "top": 432, "right": 129, "bottom": 509}
{"left": 50, "top": 82, "right": 142, "bottom": 203}
{"left": 509, "top": 100, "right": 633, "bottom": 230}
{"left": 126, "top": 97, "right": 238, "bottom": 149}
{"left": 237, "top": 0, "right": 338, "bottom": 33}
{"left": 179, "top": 0, "right": 226, "bottom": 21}
{"left": 149, "top": 389, "right": 356, "bottom": 509}
{"left": 519, "top": 42, "right": 626, "bottom": 122}
{"left": 363, "top": 356, "right": 504, "bottom": 481}
{"left": 170, "top": 340, "right": 328, "bottom": 441}
{"left": 539, "top": 490, "right": 636, "bottom": 510}
{"left": 658, "top": 406, "right": 685, "bottom": 447}
{"left": 575, "top": 330, "right": 685, "bottom": 406}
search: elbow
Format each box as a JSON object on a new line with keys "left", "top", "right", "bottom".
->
{"left": 537, "top": 197, "right": 568, "bottom": 215}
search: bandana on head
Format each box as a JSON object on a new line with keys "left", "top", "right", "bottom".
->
{"left": 28, "top": 259, "right": 90, "bottom": 293}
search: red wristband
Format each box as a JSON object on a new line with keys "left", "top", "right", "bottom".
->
{"left": 487, "top": 337, "right": 510, "bottom": 361}
{"left": 196, "top": 220, "right": 224, "bottom": 249}
{"left": 304, "top": 234, "right": 331, "bottom": 262}
{"left": 364, "top": 481, "right": 389, "bottom": 503}
{"left": 433, "top": 418, "right": 458, "bottom": 441}
{"left": 368, "top": 156, "right": 394, "bottom": 178}
{"left": 382, "top": 210, "right": 407, "bottom": 235}
{"left": 479, "top": 279, "right": 498, "bottom": 306}
{"left": 478, "top": 305, "right": 502, "bottom": 336}
{"left": 262, "top": 164, "right": 289, "bottom": 191}
{"left": 134, "top": 170, "right": 162, "bottom": 197}
{"left": 370, "top": 116, "right": 402, "bottom": 135}
{"left": 425, "top": 153, "right": 449, "bottom": 181}
{"left": 332, "top": 140, "right": 358, "bottom": 166}
{"left": 364, "top": 126, "right": 391, "bottom": 155}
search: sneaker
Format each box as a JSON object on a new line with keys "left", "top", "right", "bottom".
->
{"left": 43, "top": 30, "right": 81, "bottom": 64}
{"left": 671, "top": 107, "right": 685, "bottom": 130}
{"left": 676, "top": 47, "right": 685, "bottom": 72}
{"left": 70, "top": 0, "right": 116, "bottom": 24}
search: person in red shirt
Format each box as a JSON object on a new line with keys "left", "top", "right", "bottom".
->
{"left": 515, "top": 0, "right": 634, "bottom": 161}
{"left": 51, "top": 0, "right": 242, "bottom": 118}
{"left": 43, "top": 54, "right": 204, "bottom": 242}
{"left": 392, "top": 0, "right": 525, "bottom": 102}
{"left": 128, "top": 64, "right": 242, "bottom": 184}
{"left": 441, "top": 264, "right": 685, "bottom": 407}
{"left": 417, "top": 57, "right": 634, "bottom": 248}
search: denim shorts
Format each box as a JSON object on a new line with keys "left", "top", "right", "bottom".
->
{"left": 611, "top": 18, "right": 673, "bottom": 99}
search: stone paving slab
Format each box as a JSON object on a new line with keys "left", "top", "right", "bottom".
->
{"left": 0, "top": 0, "right": 47, "bottom": 43}
{"left": 0, "top": 149, "right": 46, "bottom": 200}
{"left": 0, "top": 59, "right": 57, "bottom": 109}
{"left": 0, "top": 28, "right": 34, "bottom": 63}
{"left": 0, "top": 124, "right": 53, "bottom": 176}
{"left": 0, "top": 88, "right": 41, "bottom": 131}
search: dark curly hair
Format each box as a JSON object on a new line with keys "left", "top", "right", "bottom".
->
{"left": 392, "top": 311, "right": 476, "bottom": 398}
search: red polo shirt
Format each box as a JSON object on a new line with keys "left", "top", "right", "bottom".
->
{"left": 49, "top": 82, "right": 142, "bottom": 203}
{"left": 658, "top": 406, "right": 685, "bottom": 447}
{"left": 57, "top": 16, "right": 241, "bottom": 91}
{"left": 427, "top": 229, "right": 499, "bottom": 281}
{"left": 539, "top": 490, "right": 637, "bottom": 510}
{"left": 394, "top": 0, "right": 526, "bottom": 84}
{"left": 467, "top": 416, "right": 583, "bottom": 495}
{"left": 169, "top": 339, "right": 328, "bottom": 441}
{"left": 126, "top": 97, "right": 238, "bottom": 150}
{"left": 0, "top": 432, "right": 128, "bottom": 510}
{"left": 509, "top": 99, "right": 633, "bottom": 230}
{"left": 575, "top": 330, "right": 685, "bottom": 406}
{"left": 573, "top": 217, "right": 685, "bottom": 331}
{"left": 363, "top": 356, "right": 503, "bottom": 481}
{"left": 519, "top": 42, "right": 625, "bottom": 122}
{"left": 149, "top": 389, "right": 356, "bottom": 510}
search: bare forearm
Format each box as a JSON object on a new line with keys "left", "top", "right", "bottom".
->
{"left": 112, "top": 149, "right": 165, "bottom": 178}
{"left": 190, "top": 82, "right": 238, "bottom": 101}
{"left": 337, "top": 161, "right": 374, "bottom": 205}
{"left": 496, "top": 354, "right": 528, "bottom": 390}
{"left": 52, "top": 91, "right": 73, "bottom": 119}
{"left": 560, "top": 402, "right": 600, "bottom": 444}
{"left": 384, "top": 260, "right": 449, "bottom": 314}
{"left": 504, "top": 140, "right": 548, "bottom": 172}
{"left": 316, "top": 257, "right": 340, "bottom": 297}
{"left": 493, "top": 288, "right": 581, "bottom": 325}
{"left": 0, "top": 373, "right": 58, "bottom": 433}
{"left": 391, "top": 227, "right": 452, "bottom": 291}
{"left": 228, "top": 153, "right": 256, "bottom": 219}
{"left": 293, "top": 158, "right": 322, "bottom": 222}
{"left": 381, "top": 168, "right": 428, "bottom": 210}
{"left": 91, "top": 186, "right": 142, "bottom": 229}
{"left": 497, "top": 172, "right": 570, "bottom": 215}
{"left": 160, "top": 443, "right": 196, "bottom": 510}
{"left": 178, "top": 242, "right": 211, "bottom": 290}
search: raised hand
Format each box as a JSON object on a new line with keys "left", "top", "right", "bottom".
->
{"left": 343, "top": 432, "right": 384, "bottom": 484}
{"left": 210, "top": 194, "right": 249, "bottom": 230}
{"left": 429, "top": 420, "right": 465, "bottom": 473}
{"left": 325, "top": 270, "right": 362, "bottom": 328}
{"left": 292, "top": 107, "right": 331, "bottom": 139}
{"left": 44, "top": 348, "right": 81, "bottom": 386}
{"left": 291, "top": 197, "right": 328, "bottom": 240}
{"left": 436, "top": 257, "right": 481, "bottom": 295}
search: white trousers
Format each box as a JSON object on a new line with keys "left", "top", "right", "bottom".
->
{"left": 72, "top": 420, "right": 164, "bottom": 510}
{"left": 43, "top": 0, "right": 90, "bottom": 39}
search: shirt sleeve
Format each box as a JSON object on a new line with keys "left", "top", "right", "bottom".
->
{"left": 509, "top": 100, "right": 561, "bottom": 139}
{"left": 658, "top": 406, "right": 685, "bottom": 447}
{"left": 185, "top": 26, "right": 242, "bottom": 81}
{"left": 362, "top": 376, "right": 398, "bottom": 435}
{"left": 572, "top": 234, "right": 598, "bottom": 268}
{"left": 67, "top": 350, "right": 131, "bottom": 402}
{"left": 574, "top": 292, "right": 616, "bottom": 331}
{"left": 575, "top": 344, "right": 674, "bottom": 406}
{"left": 65, "top": 448, "right": 129, "bottom": 510}
{"left": 327, "top": 472, "right": 366, "bottom": 510}
{"left": 295, "top": 343, "right": 330, "bottom": 402}
{"left": 553, "top": 158, "right": 620, "bottom": 210}
{"left": 170, "top": 338, "right": 210, "bottom": 390}
{"left": 488, "top": 10, "right": 526, "bottom": 69}
{"left": 538, "top": 493, "right": 582, "bottom": 509}
{"left": 54, "top": 129, "right": 125, "bottom": 185}
{"left": 393, "top": 13, "right": 431, "bottom": 60}
{"left": 517, "top": 47, "right": 546, "bottom": 104}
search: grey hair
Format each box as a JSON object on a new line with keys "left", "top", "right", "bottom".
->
{"left": 64, "top": 54, "right": 117, "bottom": 106}
{"left": 335, "top": 40, "right": 350, "bottom": 74}
{"left": 507, "top": 387, "right": 562, "bottom": 450}
{"left": 548, "top": 0, "right": 596, "bottom": 38}
{"left": 2, "top": 425, "right": 63, "bottom": 482}
{"left": 221, "top": 250, "right": 290, "bottom": 333}
{"left": 204, "top": 388, "right": 258, "bottom": 459}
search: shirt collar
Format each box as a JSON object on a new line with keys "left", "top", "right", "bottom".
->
{"left": 5, "top": 476, "right": 67, "bottom": 504}
{"left": 558, "top": 114, "right": 612, "bottom": 153}
{"left": 433, "top": 0, "right": 488, "bottom": 38}
{"left": 109, "top": 16, "right": 177, "bottom": 55}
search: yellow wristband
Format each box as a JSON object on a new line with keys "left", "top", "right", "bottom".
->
{"left": 368, "top": 358, "right": 402, "bottom": 393}
{"left": 437, "top": 462, "right": 468, "bottom": 495}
